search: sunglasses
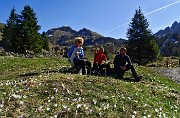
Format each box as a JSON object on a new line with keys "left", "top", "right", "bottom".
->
{"left": 78, "top": 41, "right": 82, "bottom": 43}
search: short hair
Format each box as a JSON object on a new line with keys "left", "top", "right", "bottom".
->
{"left": 120, "top": 47, "right": 127, "bottom": 52}
{"left": 75, "top": 37, "right": 84, "bottom": 44}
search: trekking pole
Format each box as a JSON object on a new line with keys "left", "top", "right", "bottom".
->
{"left": 104, "top": 67, "right": 107, "bottom": 78}
{"left": 89, "top": 69, "right": 91, "bottom": 75}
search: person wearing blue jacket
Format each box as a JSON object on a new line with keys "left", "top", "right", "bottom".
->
{"left": 113, "top": 47, "right": 142, "bottom": 82}
{"left": 68, "top": 37, "right": 91, "bottom": 75}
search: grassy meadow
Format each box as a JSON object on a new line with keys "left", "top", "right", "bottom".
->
{"left": 0, "top": 56, "right": 179, "bottom": 117}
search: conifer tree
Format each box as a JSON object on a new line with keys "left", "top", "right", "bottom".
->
{"left": 127, "top": 7, "right": 159, "bottom": 65}
{"left": 2, "top": 7, "right": 18, "bottom": 52}
{"left": 0, "top": 23, "right": 4, "bottom": 45}
{"left": 3, "top": 5, "right": 49, "bottom": 54}
{"left": 18, "top": 5, "right": 41, "bottom": 53}
{"left": 0, "top": 23, "right": 3, "bottom": 32}
{"left": 41, "top": 32, "right": 49, "bottom": 51}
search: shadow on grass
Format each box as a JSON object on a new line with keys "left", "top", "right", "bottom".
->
{"left": 19, "top": 68, "right": 67, "bottom": 77}
{"left": 18, "top": 68, "right": 136, "bottom": 83}
{"left": 121, "top": 77, "right": 135, "bottom": 82}
{"left": 106, "top": 74, "right": 135, "bottom": 82}
{"left": 19, "top": 72, "right": 40, "bottom": 77}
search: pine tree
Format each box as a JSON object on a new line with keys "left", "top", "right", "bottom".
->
{"left": 126, "top": 7, "right": 159, "bottom": 65}
{"left": 2, "top": 5, "right": 48, "bottom": 54}
{"left": 2, "top": 7, "right": 18, "bottom": 52}
{"left": 18, "top": 5, "right": 41, "bottom": 53}
{"left": 41, "top": 32, "right": 49, "bottom": 51}
{"left": 0, "top": 23, "right": 4, "bottom": 45}
{"left": 0, "top": 23, "right": 3, "bottom": 32}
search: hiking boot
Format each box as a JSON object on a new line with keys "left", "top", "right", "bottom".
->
{"left": 135, "top": 75, "right": 143, "bottom": 82}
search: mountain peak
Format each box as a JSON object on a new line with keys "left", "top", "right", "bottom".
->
{"left": 155, "top": 21, "right": 180, "bottom": 37}
{"left": 59, "top": 26, "right": 74, "bottom": 31}
{"left": 77, "top": 28, "right": 94, "bottom": 37}
{"left": 78, "top": 28, "right": 92, "bottom": 33}
{"left": 46, "top": 26, "right": 77, "bottom": 36}
{"left": 77, "top": 28, "right": 102, "bottom": 38}
{"left": 171, "top": 21, "right": 179, "bottom": 30}
{"left": 164, "top": 27, "right": 171, "bottom": 32}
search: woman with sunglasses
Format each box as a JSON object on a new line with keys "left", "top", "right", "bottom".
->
{"left": 68, "top": 37, "right": 91, "bottom": 75}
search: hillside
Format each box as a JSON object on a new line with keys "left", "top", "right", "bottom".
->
{"left": 46, "top": 26, "right": 126, "bottom": 47}
{"left": 154, "top": 21, "right": 180, "bottom": 56}
{"left": 0, "top": 56, "right": 179, "bottom": 117}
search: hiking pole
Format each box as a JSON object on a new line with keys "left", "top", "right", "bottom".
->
{"left": 104, "top": 67, "right": 107, "bottom": 78}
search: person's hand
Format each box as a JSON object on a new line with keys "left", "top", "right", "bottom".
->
{"left": 101, "top": 61, "right": 105, "bottom": 64}
{"left": 120, "top": 66, "right": 126, "bottom": 71}
{"left": 95, "top": 43, "right": 99, "bottom": 48}
{"left": 105, "top": 61, "right": 108, "bottom": 64}
{"left": 76, "top": 51, "right": 80, "bottom": 55}
{"left": 76, "top": 51, "right": 81, "bottom": 59}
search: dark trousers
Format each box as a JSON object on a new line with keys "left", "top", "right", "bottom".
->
{"left": 92, "top": 63, "right": 111, "bottom": 74}
{"left": 114, "top": 64, "right": 137, "bottom": 79}
{"left": 74, "top": 60, "right": 91, "bottom": 75}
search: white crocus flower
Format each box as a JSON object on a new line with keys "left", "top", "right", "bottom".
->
{"left": 63, "top": 105, "right": 67, "bottom": 109}
{"left": 93, "top": 99, "right": 97, "bottom": 105}
{"left": 19, "top": 101, "right": 24, "bottom": 105}
{"left": 47, "top": 107, "right": 50, "bottom": 111}
{"left": 132, "top": 115, "right": 135, "bottom": 118}
{"left": 0, "top": 104, "right": 4, "bottom": 108}
{"left": 38, "top": 106, "right": 43, "bottom": 111}
{"left": 77, "top": 104, "right": 82, "bottom": 109}
{"left": 133, "top": 111, "right": 137, "bottom": 115}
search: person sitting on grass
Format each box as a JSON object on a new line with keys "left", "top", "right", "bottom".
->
{"left": 113, "top": 47, "right": 142, "bottom": 82}
{"left": 92, "top": 43, "right": 110, "bottom": 75}
{"left": 68, "top": 37, "right": 91, "bottom": 75}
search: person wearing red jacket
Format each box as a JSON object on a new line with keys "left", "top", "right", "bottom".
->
{"left": 92, "top": 44, "right": 110, "bottom": 75}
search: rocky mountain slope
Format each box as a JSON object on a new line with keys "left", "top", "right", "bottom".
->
{"left": 154, "top": 21, "right": 180, "bottom": 56}
{"left": 155, "top": 21, "right": 180, "bottom": 37}
{"left": 46, "top": 26, "right": 126, "bottom": 46}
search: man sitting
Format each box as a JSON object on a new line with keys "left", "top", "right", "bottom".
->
{"left": 113, "top": 47, "right": 142, "bottom": 82}
{"left": 92, "top": 44, "right": 110, "bottom": 75}
{"left": 68, "top": 37, "right": 91, "bottom": 75}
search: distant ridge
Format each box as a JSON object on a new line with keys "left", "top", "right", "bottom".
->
{"left": 154, "top": 21, "right": 180, "bottom": 56}
{"left": 155, "top": 21, "right": 180, "bottom": 37}
{"left": 46, "top": 26, "right": 126, "bottom": 46}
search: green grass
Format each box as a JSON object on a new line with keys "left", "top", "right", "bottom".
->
{"left": 0, "top": 56, "right": 70, "bottom": 81}
{"left": 0, "top": 56, "right": 179, "bottom": 117}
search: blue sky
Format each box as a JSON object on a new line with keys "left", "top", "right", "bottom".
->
{"left": 0, "top": 0, "right": 180, "bottom": 39}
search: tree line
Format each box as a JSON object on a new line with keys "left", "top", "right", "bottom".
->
{"left": 1, "top": 5, "right": 49, "bottom": 54}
